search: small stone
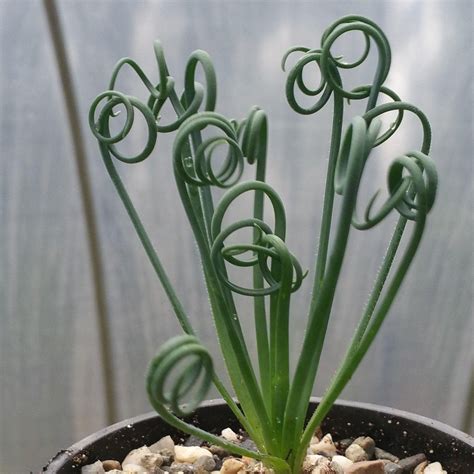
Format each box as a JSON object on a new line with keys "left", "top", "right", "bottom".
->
{"left": 424, "top": 462, "right": 447, "bottom": 473}
{"left": 241, "top": 456, "right": 257, "bottom": 467}
{"left": 239, "top": 437, "right": 257, "bottom": 452}
{"left": 209, "top": 445, "right": 229, "bottom": 458}
{"left": 185, "top": 435, "right": 206, "bottom": 447}
{"left": 345, "top": 460, "right": 385, "bottom": 474}
{"left": 310, "top": 433, "right": 337, "bottom": 457}
{"left": 170, "top": 462, "right": 195, "bottom": 473}
{"left": 310, "top": 457, "right": 334, "bottom": 474}
{"left": 212, "top": 455, "right": 223, "bottom": 471}
{"left": 161, "top": 454, "right": 174, "bottom": 466}
{"left": 374, "top": 448, "right": 399, "bottom": 463}
{"left": 345, "top": 443, "right": 369, "bottom": 462}
{"left": 150, "top": 435, "right": 176, "bottom": 455}
{"left": 194, "top": 455, "right": 216, "bottom": 473}
{"left": 122, "top": 446, "right": 163, "bottom": 471}
{"left": 398, "top": 454, "right": 427, "bottom": 471}
{"left": 336, "top": 438, "right": 354, "bottom": 452}
{"left": 102, "top": 460, "right": 122, "bottom": 471}
{"left": 221, "top": 428, "right": 239, "bottom": 442}
{"left": 352, "top": 436, "right": 375, "bottom": 459}
{"left": 414, "top": 461, "right": 429, "bottom": 473}
{"left": 303, "top": 454, "right": 325, "bottom": 471}
{"left": 220, "top": 457, "right": 245, "bottom": 474}
{"left": 312, "top": 465, "right": 335, "bottom": 474}
{"left": 122, "top": 464, "right": 148, "bottom": 473}
{"left": 248, "top": 461, "right": 272, "bottom": 473}
{"left": 331, "top": 455, "right": 353, "bottom": 469}
{"left": 81, "top": 461, "right": 106, "bottom": 474}
{"left": 383, "top": 462, "right": 403, "bottom": 474}
{"left": 175, "top": 446, "right": 212, "bottom": 464}
{"left": 329, "top": 462, "right": 344, "bottom": 474}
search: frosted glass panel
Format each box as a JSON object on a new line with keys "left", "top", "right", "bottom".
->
{"left": 0, "top": 1, "right": 106, "bottom": 472}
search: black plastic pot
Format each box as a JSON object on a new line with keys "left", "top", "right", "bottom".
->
{"left": 44, "top": 398, "right": 473, "bottom": 473}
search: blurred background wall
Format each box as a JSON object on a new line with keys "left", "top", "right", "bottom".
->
{"left": 0, "top": 0, "right": 472, "bottom": 472}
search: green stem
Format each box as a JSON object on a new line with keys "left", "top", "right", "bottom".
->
{"left": 174, "top": 169, "right": 277, "bottom": 452}
{"left": 292, "top": 147, "right": 436, "bottom": 470}
{"left": 250, "top": 110, "right": 271, "bottom": 408}
{"left": 311, "top": 92, "right": 344, "bottom": 307}
{"left": 267, "top": 236, "right": 293, "bottom": 454}
{"left": 282, "top": 117, "right": 368, "bottom": 458}
{"left": 166, "top": 93, "right": 268, "bottom": 446}
{"left": 294, "top": 213, "right": 425, "bottom": 470}
{"left": 99, "top": 144, "right": 254, "bottom": 437}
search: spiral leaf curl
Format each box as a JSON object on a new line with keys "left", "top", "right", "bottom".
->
{"left": 173, "top": 112, "right": 244, "bottom": 188}
{"left": 147, "top": 336, "right": 290, "bottom": 472}
{"left": 147, "top": 335, "right": 213, "bottom": 417}
{"left": 207, "top": 179, "right": 304, "bottom": 300}
{"left": 238, "top": 106, "right": 269, "bottom": 166}
{"left": 89, "top": 92, "right": 158, "bottom": 164}
{"left": 282, "top": 47, "right": 334, "bottom": 115}
{"left": 351, "top": 101, "right": 433, "bottom": 229}
{"left": 283, "top": 16, "right": 393, "bottom": 117}
{"left": 320, "top": 15, "right": 391, "bottom": 107}
{"left": 210, "top": 217, "right": 304, "bottom": 297}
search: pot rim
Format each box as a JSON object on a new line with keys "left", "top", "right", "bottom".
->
{"left": 48, "top": 397, "right": 473, "bottom": 458}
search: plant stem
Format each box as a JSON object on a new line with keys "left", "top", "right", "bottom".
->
{"left": 311, "top": 92, "right": 343, "bottom": 297}
{"left": 283, "top": 117, "right": 368, "bottom": 458}
{"left": 249, "top": 110, "right": 272, "bottom": 408}
{"left": 294, "top": 212, "right": 425, "bottom": 470}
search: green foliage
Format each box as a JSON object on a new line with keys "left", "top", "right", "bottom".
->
{"left": 89, "top": 15, "right": 437, "bottom": 473}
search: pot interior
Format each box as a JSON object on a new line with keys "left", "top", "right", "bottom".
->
{"left": 44, "top": 399, "right": 473, "bottom": 473}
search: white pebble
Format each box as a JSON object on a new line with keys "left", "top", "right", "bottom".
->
{"left": 414, "top": 462, "right": 428, "bottom": 473}
{"left": 221, "top": 427, "right": 240, "bottom": 442}
{"left": 122, "top": 463, "right": 148, "bottom": 473}
{"left": 81, "top": 460, "right": 105, "bottom": 474}
{"left": 345, "top": 443, "right": 369, "bottom": 462}
{"left": 122, "top": 445, "right": 163, "bottom": 471}
{"left": 175, "top": 445, "right": 212, "bottom": 463}
{"left": 311, "top": 457, "right": 332, "bottom": 474}
{"left": 149, "top": 434, "right": 175, "bottom": 454}
{"left": 310, "top": 433, "right": 337, "bottom": 456}
{"left": 424, "top": 462, "right": 447, "bottom": 473}
{"left": 303, "top": 454, "right": 325, "bottom": 470}
{"left": 329, "top": 463, "right": 344, "bottom": 474}
{"left": 332, "top": 455, "right": 354, "bottom": 469}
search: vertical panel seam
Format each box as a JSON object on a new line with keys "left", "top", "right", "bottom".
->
{"left": 42, "top": 0, "right": 117, "bottom": 423}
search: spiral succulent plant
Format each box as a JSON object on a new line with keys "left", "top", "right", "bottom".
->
{"left": 89, "top": 15, "right": 437, "bottom": 473}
